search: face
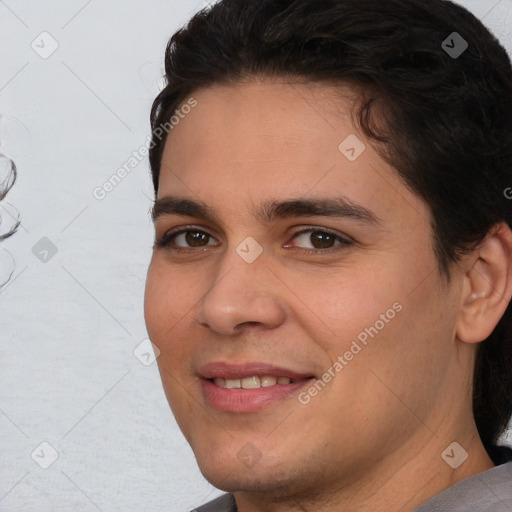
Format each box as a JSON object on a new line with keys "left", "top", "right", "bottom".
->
{"left": 144, "top": 79, "right": 465, "bottom": 498}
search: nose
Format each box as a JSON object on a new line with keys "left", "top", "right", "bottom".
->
{"left": 195, "top": 246, "right": 287, "bottom": 336}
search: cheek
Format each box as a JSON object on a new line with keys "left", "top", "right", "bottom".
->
{"left": 144, "top": 260, "right": 205, "bottom": 376}
{"left": 143, "top": 263, "right": 168, "bottom": 338}
{"left": 351, "top": 279, "right": 455, "bottom": 411}
{"left": 312, "top": 254, "right": 449, "bottom": 394}
{"left": 144, "top": 263, "right": 200, "bottom": 420}
{"left": 144, "top": 259, "right": 197, "bottom": 335}
{"left": 292, "top": 264, "right": 404, "bottom": 351}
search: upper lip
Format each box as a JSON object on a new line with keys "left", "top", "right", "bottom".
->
{"left": 198, "top": 361, "right": 315, "bottom": 380}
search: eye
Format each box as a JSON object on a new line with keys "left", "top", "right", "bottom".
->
{"left": 285, "top": 228, "right": 353, "bottom": 253}
{"left": 155, "top": 227, "right": 218, "bottom": 250}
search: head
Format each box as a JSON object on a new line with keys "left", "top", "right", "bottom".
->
{"left": 144, "top": 0, "right": 512, "bottom": 501}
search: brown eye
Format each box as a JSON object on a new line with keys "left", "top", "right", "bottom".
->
{"left": 155, "top": 229, "right": 218, "bottom": 249}
{"left": 290, "top": 229, "right": 350, "bottom": 251}
{"left": 184, "top": 231, "right": 210, "bottom": 247}
{"left": 308, "top": 232, "right": 336, "bottom": 249}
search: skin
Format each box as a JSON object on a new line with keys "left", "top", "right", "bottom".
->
{"left": 144, "top": 78, "right": 512, "bottom": 512}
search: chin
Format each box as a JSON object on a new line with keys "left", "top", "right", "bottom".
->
{"left": 193, "top": 443, "right": 302, "bottom": 495}
{"left": 194, "top": 443, "right": 265, "bottom": 476}
{"left": 198, "top": 459, "right": 321, "bottom": 503}
{"left": 200, "top": 467, "right": 273, "bottom": 493}
{"left": 199, "top": 464, "right": 296, "bottom": 496}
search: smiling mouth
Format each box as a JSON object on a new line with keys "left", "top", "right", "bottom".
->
{"left": 200, "top": 372, "right": 316, "bottom": 412}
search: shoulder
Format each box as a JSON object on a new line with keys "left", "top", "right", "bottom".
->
{"left": 193, "top": 493, "right": 236, "bottom": 512}
{"left": 414, "top": 460, "right": 512, "bottom": 512}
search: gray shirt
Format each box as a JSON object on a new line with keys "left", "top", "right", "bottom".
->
{"left": 194, "top": 449, "right": 512, "bottom": 512}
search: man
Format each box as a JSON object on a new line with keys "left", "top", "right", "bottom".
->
{"left": 143, "top": 0, "right": 512, "bottom": 510}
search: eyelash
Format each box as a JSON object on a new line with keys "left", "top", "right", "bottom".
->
{"left": 154, "top": 225, "right": 353, "bottom": 255}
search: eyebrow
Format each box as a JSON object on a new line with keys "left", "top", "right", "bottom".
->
{"left": 151, "top": 195, "right": 382, "bottom": 226}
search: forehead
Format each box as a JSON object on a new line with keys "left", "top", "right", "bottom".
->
{"left": 157, "top": 78, "right": 429, "bottom": 228}
{"left": 162, "top": 78, "right": 361, "bottom": 162}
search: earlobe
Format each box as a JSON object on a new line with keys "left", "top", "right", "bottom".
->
{"left": 456, "top": 223, "right": 512, "bottom": 344}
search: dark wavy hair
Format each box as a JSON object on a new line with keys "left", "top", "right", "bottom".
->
{"left": 149, "top": 0, "right": 512, "bottom": 461}
{"left": 0, "top": 148, "right": 19, "bottom": 291}
{"left": 0, "top": 154, "right": 19, "bottom": 242}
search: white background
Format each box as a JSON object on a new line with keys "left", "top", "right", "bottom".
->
{"left": 0, "top": 1, "right": 511, "bottom": 511}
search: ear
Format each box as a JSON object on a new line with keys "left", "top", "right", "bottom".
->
{"left": 456, "top": 222, "right": 512, "bottom": 344}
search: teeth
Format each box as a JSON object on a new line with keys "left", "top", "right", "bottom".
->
{"left": 225, "top": 378, "right": 241, "bottom": 389}
{"left": 261, "top": 375, "right": 277, "bottom": 387}
{"left": 212, "top": 375, "right": 294, "bottom": 389}
{"left": 241, "top": 376, "right": 260, "bottom": 389}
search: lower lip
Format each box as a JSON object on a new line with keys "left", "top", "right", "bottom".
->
{"left": 200, "top": 378, "right": 315, "bottom": 413}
